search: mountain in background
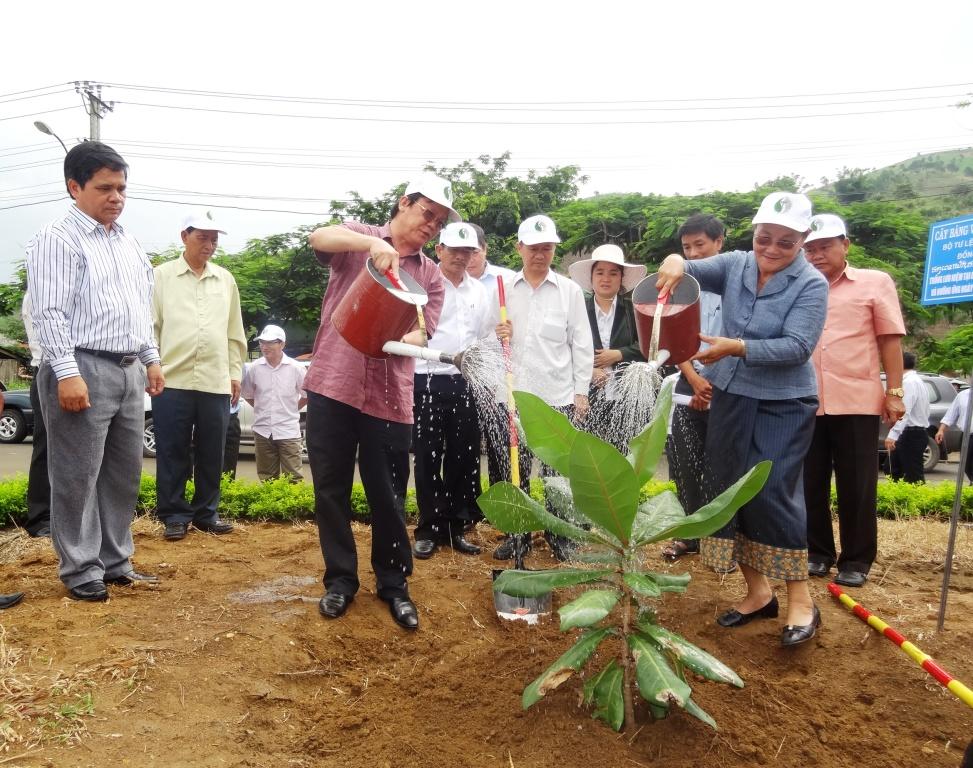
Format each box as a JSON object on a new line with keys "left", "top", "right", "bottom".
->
{"left": 817, "top": 148, "right": 973, "bottom": 222}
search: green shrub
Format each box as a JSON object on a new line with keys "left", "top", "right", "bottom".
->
{"left": 0, "top": 474, "right": 28, "bottom": 526}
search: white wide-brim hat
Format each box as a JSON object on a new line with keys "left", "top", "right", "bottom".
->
{"left": 568, "top": 244, "right": 647, "bottom": 293}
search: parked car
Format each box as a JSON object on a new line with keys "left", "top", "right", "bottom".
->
{"left": 878, "top": 372, "right": 962, "bottom": 472}
{"left": 0, "top": 389, "right": 34, "bottom": 444}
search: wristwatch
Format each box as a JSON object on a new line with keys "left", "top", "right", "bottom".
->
{"left": 885, "top": 387, "right": 904, "bottom": 397}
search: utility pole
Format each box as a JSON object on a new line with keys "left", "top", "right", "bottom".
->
{"left": 75, "top": 81, "right": 114, "bottom": 141}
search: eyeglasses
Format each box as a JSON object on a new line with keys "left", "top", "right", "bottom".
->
{"left": 414, "top": 200, "right": 448, "bottom": 230}
{"left": 753, "top": 234, "right": 799, "bottom": 251}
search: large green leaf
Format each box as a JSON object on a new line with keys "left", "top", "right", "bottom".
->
{"left": 513, "top": 390, "right": 579, "bottom": 476}
{"left": 628, "top": 633, "right": 691, "bottom": 707}
{"left": 477, "top": 482, "right": 595, "bottom": 543}
{"left": 494, "top": 568, "right": 613, "bottom": 598}
{"left": 522, "top": 628, "right": 613, "bottom": 709}
{"left": 626, "top": 381, "right": 672, "bottom": 487}
{"left": 623, "top": 573, "right": 661, "bottom": 598}
{"left": 631, "top": 491, "right": 686, "bottom": 543}
{"left": 581, "top": 660, "right": 624, "bottom": 731}
{"left": 558, "top": 589, "right": 621, "bottom": 630}
{"left": 568, "top": 432, "right": 640, "bottom": 544}
{"left": 638, "top": 460, "right": 772, "bottom": 545}
{"left": 682, "top": 697, "right": 718, "bottom": 730}
{"left": 637, "top": 623, "right": 743, "bottom": 688}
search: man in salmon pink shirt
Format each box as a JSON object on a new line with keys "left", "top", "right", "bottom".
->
{"left": 802, "top": 214, "right": 906, "bottom": 588}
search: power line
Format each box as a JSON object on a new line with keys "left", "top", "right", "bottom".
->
{"left": 0, "top": 84, "right": 73, "bottom": 100}
{"left": 102, "top": 81, "right": 973, "bottom": 107}
{"left": 111, "top": 99, "right": 956, "bottom": 126}
{"left": 0, "top": 105, "right": 77, "bottom": 123}
{"left": 0, "top": 87, "right": 76, "bottom": 107}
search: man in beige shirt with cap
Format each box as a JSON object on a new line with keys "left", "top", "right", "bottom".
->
{"left": 152, "top": 210, "right": 247, "bottom": 542}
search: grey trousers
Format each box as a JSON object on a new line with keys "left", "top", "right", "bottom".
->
{"left": 38, "top": 355, "right": 145, "bottom": 588}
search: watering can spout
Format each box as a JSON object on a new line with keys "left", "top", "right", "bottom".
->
{"left": 381, "top": 340, "right": 455, "bottom": 366}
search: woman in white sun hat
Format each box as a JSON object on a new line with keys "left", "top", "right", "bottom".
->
{"left": 568, "top": 244, "right": 646, "bottom": 444}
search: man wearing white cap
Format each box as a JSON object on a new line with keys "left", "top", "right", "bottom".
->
{"left": 493, "top": 214, "right": 593, "bottom": 561}
{"left": 802, "top": 213, "right": 905, "bottom": 588}
{"left": 241, "top": 325, "right": 307, "bottom": 482}
{"left": 412, "top": 222, "right": 495, "bottom": 560}
{"left": 305, "top": 173, "right": 450, "bottom": 631}
{"left": 152, "top": 210, "right": 247, "bottom": 541}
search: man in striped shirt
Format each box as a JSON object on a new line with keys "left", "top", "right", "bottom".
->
{"left": 26, "top": 141, "right": 165, "bottom": 603}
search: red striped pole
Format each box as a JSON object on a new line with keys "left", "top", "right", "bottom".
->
{"left": 828, "top": 583, "right": 973, "bottom": 709}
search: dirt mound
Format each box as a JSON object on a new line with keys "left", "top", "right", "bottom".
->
{"left": 0, "top": 518, "right": 971, "bottom": 767}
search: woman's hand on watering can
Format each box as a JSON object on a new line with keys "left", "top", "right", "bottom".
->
{"left": 495, "top": 320, "right": 512, "bottom": 341}
{"left": 370, "top": 239, "right": 401, "bottom": 278}
{"left": 656, "top": 254, "right": 685, "bottom": 296}
{"left": 591, "top": 367, "right": 610, "bottom": 388}
{"left": 573, "top": 394, "right": 589, "bottom": 423}
{"left": 691, "top": 334, "right": 745, "bottom": 365}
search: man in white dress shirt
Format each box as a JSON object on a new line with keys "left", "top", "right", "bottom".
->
{"left": 26, "top": 141, "right": 165, "bottom": 602}
{"left": 241, "top": 325, "right": 307, "bottom": 482}
{"left": 412, "top": 223, "right": 495, "bottom": 559}
{"left": 938, "top": 385, "right": 973, "bottom": 481}
{"left": 493, "top": 214, "right": 593, "bottom": 561}
{"left": 885, "top": 352, "right": 930, "bottom": 483}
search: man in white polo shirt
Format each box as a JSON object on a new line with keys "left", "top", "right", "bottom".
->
{"left": 493, "top": 214, "right": 593, "bottom": 561}
{"left": 412, "top": 222, "right": 495, "bottom": 559}
{"left": 241, "top": 325, "right": 307, "bottom": 482}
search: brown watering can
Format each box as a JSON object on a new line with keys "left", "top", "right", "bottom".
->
{"left": 632, "top": 273, "right": 701, "bottom": 366}
{"left": 331, "top": 258, "right": 429, "bottom": 358}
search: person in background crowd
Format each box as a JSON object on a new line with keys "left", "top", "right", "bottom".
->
{"left": 657, "top": 191, "right": 828, "bottom": 647}
{"left": 492, "top": 214, "right": 593, "bottom": 563}
{"left": 0, "top": 388, "right": 26, "bottom": 609}
{"left": 567, "top": 243, "right": 645, "bottom": 448}
{"left": 241, "top": 325, "right": 307, "bottom": 482}
{"left": 21, "top": 291, "right": 51, "bottom": 538}
{"left": 304, "top": 173, "right": 450, "bottom": 631}
{"left": 467, "top": 222, "right": 517, "bottom": 490}
{"left": 886, "top": 352, "right": 930, "bottom": 483}
{"left": 26, "top": 141, "right": 164, "bottom": 602}
{"left": 937, "top": 384, "right": 973, "bottom": 481}
{"left": 802, "top": 213, "right": 906, "bottom": 588}
{"left": 661, "top": 214, "right": 725, "bottom": 561}
{"left": 412, "top": 222, "right": 494, "bottom": 559}
{"left": 152, "top": 210, "right": 246, "bottom": 541}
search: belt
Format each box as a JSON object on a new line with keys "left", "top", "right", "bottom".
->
{"left": 903, "top": 425, "right": 927, "bottom": 432}
{"left": 76, "top": 348, "right": 139, "bottom": 366}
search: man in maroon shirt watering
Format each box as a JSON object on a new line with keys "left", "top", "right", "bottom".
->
{"left": 305, "top": 174, "right": 453, "bottom": 630}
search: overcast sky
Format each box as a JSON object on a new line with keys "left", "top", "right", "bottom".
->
{"left": 1, "top": 0, "right": 972, "bottom": 281}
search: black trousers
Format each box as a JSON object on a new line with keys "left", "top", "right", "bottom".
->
{"left": 25, "top": 376, "right": 51, "bottom": 535}
{"left": 667, "top": 404, "right": 715, "bottom": 516}
{"left": 481, "top": 400, "right": 511, "bottom": 488}
{"left": 152, "top": 388, "right": 230, "bottom": 526}
{"left": 222, "top": 411, "right": 241, "bottom": 478}
{"left": 306, "top": 392, "right": 412, "bottom": 601}
{"left": 889, "top": 427, "right": 927, "bottom": 483}
{"left": 412, "top": 374, "right": 482, "bottom": 541}
{"left": 804, "top": 414, "right": 879, "bottom": 573}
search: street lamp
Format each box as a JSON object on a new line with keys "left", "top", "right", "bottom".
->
{"left": 33, "top": 121, "right": 68, "bottom": 154}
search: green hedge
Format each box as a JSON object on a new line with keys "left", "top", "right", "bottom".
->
{"left": 0, "top": 474, "right": 969, "bottom": 528}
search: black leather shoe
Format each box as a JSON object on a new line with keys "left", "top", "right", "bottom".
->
{"left": 388, "top": 597, "right": 419, "bottom": 630}
{"left": 808, "top": 560, "right": 831, "bottom": 578}
{"left": 318, "top": 592, "right": 352, "bottom": 619}
{"left": 28, "top": 525, "right": 51, "bottom": 539}
{"left": 0, "top": 592, "right": 24, "bottom": 610}
{"left": 164, "top": 522, "right": 189, "bottom": 541}
{"left": 68, "top": 580, "right": 108, "bottom": 602}
{"left": 716, "top": 595, "right": 779, "bottom": 627}
{"left": 105, "top": 571, "right": 160, "bottom": 586}
{"left": 781, "top": 605, "right": 821, "bottom": 647}
{"left": 413, "top": 539, "right": 437, "bottom": 559}
{"left": 834, "top": 569, "right": 867, "bottom": 587}
{"left": 194, "top": 519, "right": 234, "bottom": 535}
{"left": 493, "top": 535, "right": 529, "bottom": 561}
{"left": 449, "top": 535, "right": 481, "bottom": 556}
{"left": 544, "top": 533, "right": 575, "bottom": 562}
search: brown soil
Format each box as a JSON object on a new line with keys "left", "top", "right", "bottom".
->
{"left": 1, "top": 517, "right": 972, "bottom": 767}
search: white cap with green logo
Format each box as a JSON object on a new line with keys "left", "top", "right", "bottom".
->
{"left": 439, "top": 222, "right": 479, "bottom": 248}
{"left": 517, "top": 214, "right": 561, "bottom": 245}
{"left": 404, "top": 173, "right": 461, "bottom": 223}
{"left": 752, "top": 192, "right": 813, "bottom": 234}
{"left": 805, "top": 213, "right": 848, "bottom": 243}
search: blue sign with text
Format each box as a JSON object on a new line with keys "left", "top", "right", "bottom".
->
{"left": 922, "top": 213, "right": 973, "bottom": 306}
